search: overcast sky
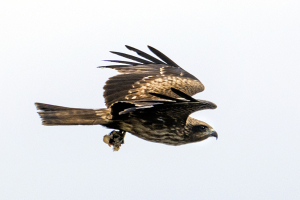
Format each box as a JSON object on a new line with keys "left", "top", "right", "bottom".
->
{"left": 1, "top": 0, "right": 300, "bottom": 199}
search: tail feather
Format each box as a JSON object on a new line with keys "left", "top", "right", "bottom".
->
{"left": 35, "top": 103, "right": 111, "bottom": 126}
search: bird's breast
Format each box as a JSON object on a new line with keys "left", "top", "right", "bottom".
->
{"left": 119, "top": 119, "right": 188, "bottom": 145}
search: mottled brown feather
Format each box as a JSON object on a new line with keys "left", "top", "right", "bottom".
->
{"left": 100, "top": 46, "right": 205, "bottom": 107}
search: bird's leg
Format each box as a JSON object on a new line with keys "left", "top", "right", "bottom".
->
{"left": 103, "top": 130, "right": 126, "bottom": 151}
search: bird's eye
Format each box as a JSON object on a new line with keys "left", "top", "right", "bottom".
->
{"left": 192, "top": 125, "right": 207, "bottom": 132}
{"left": 199, "top": 125, "right": 206, "bottom": 130}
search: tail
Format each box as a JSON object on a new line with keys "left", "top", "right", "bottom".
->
{"left": 35, "top": 103, "right": 111, "bottom": 126}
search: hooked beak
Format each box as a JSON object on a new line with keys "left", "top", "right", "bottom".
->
{"left": 211, "top": 131, "right": 218, "bottom": 140}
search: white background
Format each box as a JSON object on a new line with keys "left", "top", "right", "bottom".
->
{"left": 1, "top": 0, "right": 300, "bottom": 199}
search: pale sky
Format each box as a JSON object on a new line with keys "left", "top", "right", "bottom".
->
{"left": 1, "top": 0, "right": 300, "bottom": 199}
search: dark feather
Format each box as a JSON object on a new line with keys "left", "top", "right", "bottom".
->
{"left": 149, "top": 92, "right": 187, "bottom": 102}
{"left": 170, "top": 88, "right": 198, "bottom": 102}
{"left": 118, "top": 96, "right": 216, "bottom": 127}
{"left": 98, "top": 65, "right": 133, "bottom": 70}
{"left": 35, "top": 103, "right": 110, "bottom": 126}
{"left": 35, "top": 103, "right": 77, "bottom": 111}
{"left": 103, "top": 60, "right": 141, "bottom": 65}
{"left": 148, "top": 46, "right": 181, "bottom": 68}
{"left": 110, "top": 51, "right": 153, "bottom": 64}
{"left": 125, "top": 45, "right": 166, "bottom": 64}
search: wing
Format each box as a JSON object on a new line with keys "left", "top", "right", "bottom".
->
{"left": 110, "top": 88, "right": 217, "bottom": 128}
{"left": 99, "top": 45, "right": 205, "bottom": 107}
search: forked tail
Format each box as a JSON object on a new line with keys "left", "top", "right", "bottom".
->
{"left": 35, "top": 103, "right": 111, "bottom": 126}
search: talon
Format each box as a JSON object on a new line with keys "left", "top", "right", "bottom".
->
{"left": 113, "top": 146, "right": 121, "bottom": 151}
{"left": 103, "top": 135, "right": 111, "bottom": 145}
{"left": 103, "top": 130, "right": 127, "bottom": 151}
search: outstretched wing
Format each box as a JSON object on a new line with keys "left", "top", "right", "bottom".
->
{"left": 99, "top": 45, "right": 205, "bottom": 107}
{"left": 110, "top": 88, "right": 217, "bottom": 129}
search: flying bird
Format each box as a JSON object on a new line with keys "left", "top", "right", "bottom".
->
{"left": 35, "top": 45, "right": 217, "bottom": 150}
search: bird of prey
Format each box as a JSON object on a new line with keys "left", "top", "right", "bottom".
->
{"left": 35, "top": 45, "right": 217, "bottom": 151}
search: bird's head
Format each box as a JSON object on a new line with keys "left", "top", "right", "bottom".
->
{"left": 187, "top": 118, "right": 218, "bottom": 143}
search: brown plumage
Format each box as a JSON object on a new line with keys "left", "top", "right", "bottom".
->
{"left": 101, "top": 45, "right": 205, "bottom": 107}
{"left": 36, "top": 46, "right": 217, "bottom": 150}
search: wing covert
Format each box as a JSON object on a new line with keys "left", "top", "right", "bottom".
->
{"left": 99, "top": 46, "right": 205, "bottom": 107}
